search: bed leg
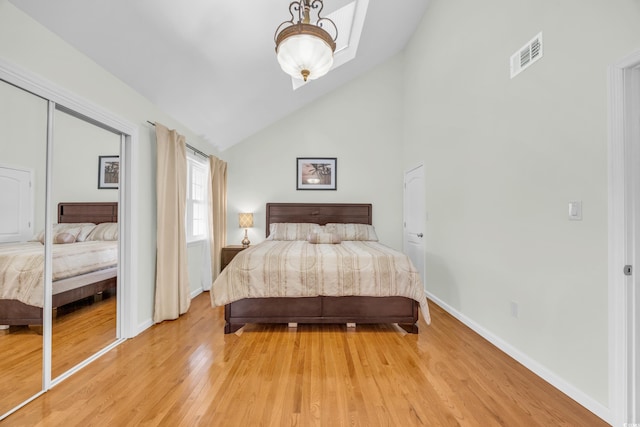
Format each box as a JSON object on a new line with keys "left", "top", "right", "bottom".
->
{"left": 346, "top": 322, "right": 356, "bottom": 330}
{"left": 288, "top": 322, "right": 298, "bottom": 329}
{"left": 224, "top": 322, "right": 244, "bottom": 334}
{"left": 398, "top": 323, "right": 419, "bottom": 334}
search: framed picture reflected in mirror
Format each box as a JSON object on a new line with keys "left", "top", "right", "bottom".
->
{"left": 98, "top": 155, "right": 119, "bottom": 189}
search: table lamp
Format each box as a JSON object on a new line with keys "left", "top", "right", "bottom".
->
{"left": 238, "top": 213, "right": 253, "bottom": 247}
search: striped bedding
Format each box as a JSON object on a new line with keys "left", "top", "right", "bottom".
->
{"left": 211, "top": 240, "right": 431, "bottom": 323}
{"left": 0, "top": 241, "right": 117, "bottom": 308}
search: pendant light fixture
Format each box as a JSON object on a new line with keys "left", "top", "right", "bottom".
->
{"left": 274, "top": 0, "right": 338, "bottom": 82}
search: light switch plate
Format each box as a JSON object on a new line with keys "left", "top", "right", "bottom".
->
{"left": 569, "top": 201, "right": 582, "bottom": 221}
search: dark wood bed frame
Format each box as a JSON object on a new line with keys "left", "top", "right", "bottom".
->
{"left": 224, "top": 203, "right": 419, "bottom": 334}
{"left": 0, "top": 202, "right": 118, "bottom": 326}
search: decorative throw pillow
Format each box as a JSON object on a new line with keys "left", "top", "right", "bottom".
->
{"left": 324, "top": 223, "right": 379, "bottom": 241}
{"left": 307, "top": 231, "right": 341, "bottom": 244}
{"left": 53, "top": 232, "right": 76, "bottom": 244}
{"left": 268, "top": 223, "right": 323, "bottom": 240}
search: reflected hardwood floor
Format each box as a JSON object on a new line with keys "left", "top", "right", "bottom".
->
{"left": 5, "top": 293, "right": 606, "bottom": 426}
{"left": 0, "top": 294, "right": 116, "bottom": 418}
{"left": 52, "top": 292, "right": 117, "bottom": 378}
{"left": 0, "top": 323, "right": 42, "bottom": 416}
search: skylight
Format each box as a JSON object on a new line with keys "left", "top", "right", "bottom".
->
{"left": 291, "top": 0, "right": 369, "bottom": 90}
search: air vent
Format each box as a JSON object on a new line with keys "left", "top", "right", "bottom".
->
{"left": 510, "top": 32, "right": 543, "bottom": 79}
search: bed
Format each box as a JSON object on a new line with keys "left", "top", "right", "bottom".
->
{"left": 0, "top": 202, "right": 118, "bottom": 326}
{"left": 211, "top": 203, "right": 429, "bottom": 334}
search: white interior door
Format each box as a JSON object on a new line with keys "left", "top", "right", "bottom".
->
{"left": 404, "top": 164, "right": 425, "bottom": 286}
{"left": 0, "top": 165, "right": 33, "bottom": 243}
{"left": 610, "top": 50, "right": 640, "bottom": 426}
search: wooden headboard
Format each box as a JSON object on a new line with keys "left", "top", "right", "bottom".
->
{"left": 265, "top": 203, "right": 372, "bottom": 237}
{"left": 58, "top": 202, "right": 118, "bottom": 224}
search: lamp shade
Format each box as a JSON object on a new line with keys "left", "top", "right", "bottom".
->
{"left": 238, "top": 213, "right": 254, "bottom": 228}
{"left": 275, "top": 22, "right": 336, "bottom": 82}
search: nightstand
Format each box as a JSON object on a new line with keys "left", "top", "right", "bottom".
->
{"left": 221, "top": 245, "right": 247, "bottom": 270}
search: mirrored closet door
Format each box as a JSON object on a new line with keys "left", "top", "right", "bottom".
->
{"left": 0, "top": 67, "right": 131, "bottom": 420}
{"left": 0, "top": 80, "right": 48, "bottom": 416}
{"left": 50, "top": 109, "right": 120, "bottom": 379}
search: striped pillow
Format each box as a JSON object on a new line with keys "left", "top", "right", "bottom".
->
{"left": 86, "top": 222, "right": 118, "bottom": 241}
{"left": 34, "top": 223, "right": 97, "bottom": 243}
{"left": 324, "top": 223, "right": 379, "bottom": 241}
{"left": 268, "top": 223, "right": 322, "bottom": 241}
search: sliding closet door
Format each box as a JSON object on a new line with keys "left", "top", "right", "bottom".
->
{"left": 0, "top": 80, "right": 48, "bottom": 416}
{"left": 50, "top": 109, "right": 120, "bottom": 380}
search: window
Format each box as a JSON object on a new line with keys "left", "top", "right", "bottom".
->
{"left": 186, "top": 153, "right": 209, "bottom": 243}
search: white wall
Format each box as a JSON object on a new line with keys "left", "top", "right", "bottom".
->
{"left": 224, "top": 56, "right": 405, "bottom": 250}
{"left": 402, "top": 0, "right": 640, "bottom": 410}
{"left": 0, "top": 80, "right": 47, "bottom": 233}
{"left": 187, "top": 241, "right": 208, "bottom": 296}
{"left": 52, "top": 109, "right": 120, "bottom": 209}
{"left": 0, "top": 0, "right": 217, "bottom": 328}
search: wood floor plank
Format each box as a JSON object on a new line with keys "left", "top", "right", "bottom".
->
{"left": 3, "top": 293, "right": 608, "bottom": 426}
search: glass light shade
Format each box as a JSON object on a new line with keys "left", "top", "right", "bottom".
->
{"left": 238, "top": 213, "right": 254, "bottom": 228}
{"left": 277, "top": 33, "right": 334, "bottom": 81}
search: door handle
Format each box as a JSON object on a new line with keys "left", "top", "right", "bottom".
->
{"left": 417, "top": 233, "right": 424, "bottom": 238}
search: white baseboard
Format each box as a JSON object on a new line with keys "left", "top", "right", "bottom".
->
{"left": 134, "top": 289, "right": 206, "bottom": 337}
{"left": 135, "top": 318, "right": 153, "bottom": 337}
{"left": 425, "top": 291, "right": 612, "bottom": 425}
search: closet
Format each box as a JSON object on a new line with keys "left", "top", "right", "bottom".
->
{"left": 0, "top": 64, "right": 135, "bottom": 420}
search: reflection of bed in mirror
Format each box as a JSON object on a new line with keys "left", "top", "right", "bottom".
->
{"left": 0, "top": 202, "right": 118, "bottom": 326}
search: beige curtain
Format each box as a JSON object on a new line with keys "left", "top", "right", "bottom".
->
{"left": 209, "top": 155, "right": 227, "bottom": 282}
{"left": 154, "top": 123, "right": 190, "bottom": 323}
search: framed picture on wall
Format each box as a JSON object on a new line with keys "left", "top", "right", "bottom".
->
{"left": 296, "top": 157, "right": 337, "bottom": 190}
{"left": 98, "top": 155, "right": 119, "bottom": 189}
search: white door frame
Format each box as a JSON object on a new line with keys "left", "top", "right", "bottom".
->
{"left": 608, "top": 48, "right": 640, "bottom": 427}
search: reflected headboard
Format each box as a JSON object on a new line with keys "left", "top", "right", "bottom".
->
{"left": 265, "top": 203, "right": 372, "bottom": 237}
{"left": 58, "top": 202, "right": 118, "bottom": 224}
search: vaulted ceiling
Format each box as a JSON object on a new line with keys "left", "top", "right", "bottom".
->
{"left": 10, "top": 0, "right": 429, "bottom": 151}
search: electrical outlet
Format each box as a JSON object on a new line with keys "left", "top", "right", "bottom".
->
{"left": 510, "top": 301, "right": 519, "bottom": 318}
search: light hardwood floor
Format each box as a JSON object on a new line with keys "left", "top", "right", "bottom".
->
{"left": 4, "top": 293, "right": 607, "bottom": 426}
